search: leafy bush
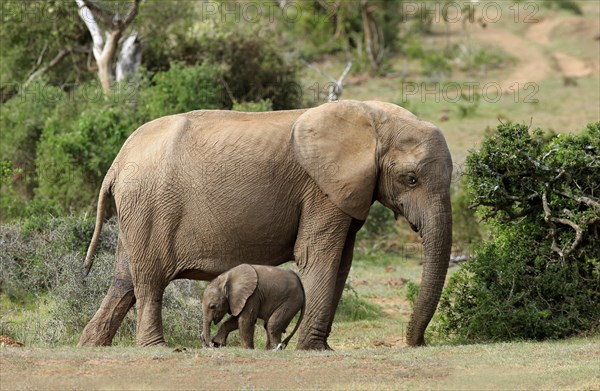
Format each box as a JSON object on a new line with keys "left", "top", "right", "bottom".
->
{"left": 0, "top": 81, "right": 66, "bottom": 220}
{"left": 138, "top": 62, "right": 225, "bottom": 119}
{"left": 34, "top": 83, "right": 140, "bottom": 214}
{"left": 434, "top": 122, "right": 600, "bottom": 342}
{"left": 153, "top": 28, "right": 301, "bottom": 110}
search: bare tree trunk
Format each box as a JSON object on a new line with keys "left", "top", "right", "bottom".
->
{"left": 75, "top": 0, "right": 140, "bottom": 93}
{"left": 360, "top": 0, "right": 383, "bottom": 72}
{"left": 116, "top": 32, "right": 141, "bottom": 83}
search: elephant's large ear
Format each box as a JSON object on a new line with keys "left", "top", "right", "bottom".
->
{"left": 291, "top": 101, "right": 378, "bottom": 220}
{"left": 226, "top": 264, "right": 258, "bottom": 316}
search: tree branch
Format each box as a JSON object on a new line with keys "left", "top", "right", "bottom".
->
{"left": 24, "top": 47, "right": 75, "bottom": 88}
{"left": 121, "top": 0, "right": 140, "bottom": 27}
{"left": 557, "top": 191, "right": 600, "bottom": 211}
{"left": 80, "top": 0, "right": 113, "bottom": 26}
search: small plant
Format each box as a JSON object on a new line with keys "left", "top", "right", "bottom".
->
{"left": 457, "top": 91, "right": 480, "bottom": 118}
{"left": 335, "top": 283, "right": 383, "bottom": 322}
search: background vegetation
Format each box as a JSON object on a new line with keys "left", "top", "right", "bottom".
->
{"left": 1, "top": 0, "right": 599, "bottom": 355}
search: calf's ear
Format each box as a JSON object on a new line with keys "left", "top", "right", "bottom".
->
{"left": 226, "top": 264, "right": 258, "bottom": 316}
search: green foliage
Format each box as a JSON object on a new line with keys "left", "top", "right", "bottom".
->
{"left": 421, "top": 52, "right": 452, "bottom": 80}
{"left": 405, "top": 280, "right": 420, "bottom": 309}
{"left": 359, "top": 202, "right": 396, "bottom": 241}
{"left": 34, "top": 83, "right": 139, "bottom": 214}
{"left": 232, "top": 99, "right": 273, "bottom": 112}
{"left": 274, "top": 0, "right": 401, "bottom": 72}
{"left": 151, "top": 26, "right": 301, "bottom": 110}
{"left": 0, "top": 81, "right": 66, "bottom": 219}
{"left": 138, "top": 62, "right": 225, "bottom": 119}
{"left": 434, "top": 122, "right": 600, "bottom": 342}
{"left": 541, "top": 0, "right": 583, "bottom": 15}
{"left": 451, "top": 179, "right": 482, "bottom": 253}
{"left": 0, "top": 1, "right": 93, "bottom": 96}
{"left": 457, "top": 91, "right": 481, "bottom": 118}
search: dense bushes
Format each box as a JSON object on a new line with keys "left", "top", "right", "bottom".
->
{"left": 0, "top": 215, "right": 205, "bottom": 346}
{"left": 434, "top": 122, "right": 600, "bottom": 342}
{"left": 146, "top": 27, "right": 301, "bottom": 110}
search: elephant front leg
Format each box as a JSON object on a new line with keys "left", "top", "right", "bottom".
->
{"left": 238, "top": 317, "right": 257, "bottom": 349}
{"left": 326, "top": 218, "right": 363, "bottom": 337}
{"left": 213, "top": 316, "right": 239, "bottom": 347}
{"left": 294, "top": 206, "right": 352, "bottom": 350}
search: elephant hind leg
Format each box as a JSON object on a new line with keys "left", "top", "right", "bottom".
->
{"left": 79, "top": 237, "right": 135, "bottom": 347}
{"left": 134, "top": 283, "right": 167, "bottom": 346}
{"left": 78, "top": 278, "right": 135, "bottom": 346}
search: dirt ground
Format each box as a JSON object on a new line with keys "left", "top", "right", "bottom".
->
{"left": 2, "top": 338, "right": 599, "bottom": 390}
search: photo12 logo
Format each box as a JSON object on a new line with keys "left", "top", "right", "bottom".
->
{"left": 400, "top": 1, "right": 539, "bottom": 24}
{"left": 401, "top": 81, "right": 539, "bottom": 104}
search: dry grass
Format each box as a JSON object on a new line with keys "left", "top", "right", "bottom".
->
{"left": 2, "top": 336, "right": 598, "bottom": 390}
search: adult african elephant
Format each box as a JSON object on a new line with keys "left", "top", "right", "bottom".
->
{"left": 78, "top": 100, "right": 453, "bottom": 349}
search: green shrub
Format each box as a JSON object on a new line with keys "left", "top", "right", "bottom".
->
{"left": 138, "top": 62, "right": 225, "bottom": 119}
{"left": 451, "top": 179, "right": 482, "bottom": 254}
{"left": 0, "top": 81, "right": 66, "bottom": 220}
{"left": 34, "top": 83, "right": 140, "bottom": 214}
{"left": 405, "top": 280, "right": 420, "bottom": 309}
{"left": 154, "top": 28, "right": 301, "bottom": 110}
{"left": 434, "top": 122, "right": 600, "bottom": 342}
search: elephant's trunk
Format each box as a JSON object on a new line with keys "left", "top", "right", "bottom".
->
{"left": 202, "top": 317, "right": 213, "bottom": 347}
{"left": 405, "top": 196, "right": 452, "bottom": 346}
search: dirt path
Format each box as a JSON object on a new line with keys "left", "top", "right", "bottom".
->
{"left": 525, "top": 18, "right": 561, "bottom": 45}
{"left": 476, "top": 25, "right": 551, "bottom": 92}
{"left": 553, "top": 51, "right": 593, "bottom": 78}
{"left": 474, "top": 14, "right": 593, "bottom": 91}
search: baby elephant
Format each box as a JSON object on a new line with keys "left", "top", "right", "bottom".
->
{"left": 202, "top": 264, "right": 305, "bottom": 350}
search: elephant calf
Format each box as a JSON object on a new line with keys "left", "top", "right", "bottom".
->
{"left": 202, "top": 264, "right": 305, "bottom": 350}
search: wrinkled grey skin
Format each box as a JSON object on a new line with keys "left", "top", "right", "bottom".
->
{"left": 78, "top": 100, "right": 452, "bottom": 349}
{"left": 202, "top": 264, "right": 304, "bottom": 350}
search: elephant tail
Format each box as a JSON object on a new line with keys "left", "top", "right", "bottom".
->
{"left": 279, "top": 272, "right": 306, "bottom": 350}
{"left": 81, "top": 172, "right": 114, "bottom": 279}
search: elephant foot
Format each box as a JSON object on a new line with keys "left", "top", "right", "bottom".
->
{"left": 295, "top": 339, "right": 333, "bottom": 351}
{"left": 139, "top": 339, "right": 167, "bottom": 347}
{"left": 78, "top": 320, "right": 115, "bottom": 347}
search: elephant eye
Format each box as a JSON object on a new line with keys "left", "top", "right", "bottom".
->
{"left": 209, "top": 304, "right": 216, "bottom": 310}
{"left": 406, "top": 175, "right": 418, "bottom": 186}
